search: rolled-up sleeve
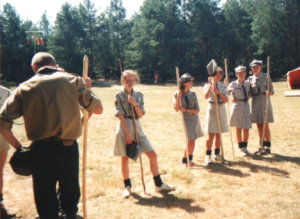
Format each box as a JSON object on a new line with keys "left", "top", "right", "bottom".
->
{"left": 76, "top": 77, "right": 101, "bottom": 113}
{"left": 0, "top": 88, "right": 23, "bottom": 130}
{"left": 114, "top": 93, "right": 125, "bottom": 117}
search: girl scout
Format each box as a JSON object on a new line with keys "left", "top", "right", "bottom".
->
{"left": 227, "top": 66, "right": 251, "bottom": 156}
{"left": 173, "top": 73, "right": 204, "bottom": 167}
{"left": 248, "top": 59, "right": 274, "bottom": 155}
{"left": 203, "top": 67, "right": 229, "bottom": 165}
{"left": 114, "top": 70, "right": 175, "bottom": 198}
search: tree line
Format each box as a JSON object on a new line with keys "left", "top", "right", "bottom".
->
{"left": 0, "top": 0, "right": 299, "bottom": 83}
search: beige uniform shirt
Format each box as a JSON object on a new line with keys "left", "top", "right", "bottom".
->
{"left": 0, "top": 67, "right": 101, "bottom": 141}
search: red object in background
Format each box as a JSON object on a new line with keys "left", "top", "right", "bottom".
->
{"left": 40, "top": 37, "right": 44, "bottom": 46}
{"left": 287, "top": 67, "right": 300, "bottom": 89}
{"left": 26, "top": 38, "right": 30, "bottom": 45}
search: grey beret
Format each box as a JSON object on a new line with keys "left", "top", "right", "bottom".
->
{"left": 180, "top": 73, "right": 194, "bottom": 83}
{"left": 207, "top": 59, "right": 218, "bottom": 76}
{"left": 235, "top": 65, "right": 246, "bottom": 73}
{"left": 250, "top": 59, "right": 263, "bottom": 67}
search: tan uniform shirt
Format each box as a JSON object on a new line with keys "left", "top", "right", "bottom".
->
{"left": 0, "top": 67, "right": 101, "bottom": 141}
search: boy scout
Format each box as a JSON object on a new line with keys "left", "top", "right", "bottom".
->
{"left": 114, "top": 70, "right": 175, "bottom": 198}
{"left": 173, "top": 73, "right": 204, "bottom": 167}
{"left": 248, "top": 59, "right": 274, "bottom": 155}
{"left": 227, "top": 66, "right": 252, "bottom": 156}
{"left": 0, "top": 52, "right": 103, "bottom": 219}
{"left": 203, "top": 67, "right": 229, "bottom": 165}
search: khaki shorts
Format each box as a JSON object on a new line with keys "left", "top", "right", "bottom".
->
{"left": 0, "top": 135, "right": 9, "bottom": 151}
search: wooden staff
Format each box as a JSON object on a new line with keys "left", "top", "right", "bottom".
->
{"left": 211, "top": 77, "right": 225, "bottom": 164}
{"left": 130, "top": 99, "right": 146, "bottom": 194}
{"left": 224, "top": 58, "right": 235, "bottom": 158}
{"left": 118, "top": 59, "right": 146, "bottom": 194}
{"left": 82, "top": 55, "right": 89, "bottom": 219}
{"left": 260, "top": 56, "right": 271, "bottom": 154}
{"left": 175, "top": 67, "right": 190, "bottom": 168}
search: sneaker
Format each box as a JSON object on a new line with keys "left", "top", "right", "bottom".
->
{"left": 265, "top": 147, "right": 271, "bottom": 154}
{"left": 155, "top": 183, "right": 175, "bottom": 193}
{"left": 240, "top": 148, "right": 250, "bottom": 157}
{"left": 182, "top": 161, "right": 196, "bottom": 168}
{"left": 204, "top": 155, "right": 212, "bottom": 166}
{"left": 214, "top": 154, "right": 222, "bottom": 161}
{"left": 122, "top": 186, "right": 131, "bottom": 198}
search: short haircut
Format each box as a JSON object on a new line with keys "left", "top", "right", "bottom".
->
{"left": 31, "top": 52, "right": 56, "bottom": 70}
{"left": 121, "top": 70, "right": 140, "bottom": 85}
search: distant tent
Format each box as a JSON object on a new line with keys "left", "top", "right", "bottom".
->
{"left": 286, "top": 67, "right": 300, "bottom": 89}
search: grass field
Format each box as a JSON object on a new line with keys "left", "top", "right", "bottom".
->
{"left": 3, "top": 81, "right": 300, "bottom": 219}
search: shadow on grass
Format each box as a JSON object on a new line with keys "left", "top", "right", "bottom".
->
{"left": 251, "top": 153, "right": 300, "bottom": 166}
{"left": 131, "top": 192, "right": 205, "bottom": 213}
{"left": 231, "top": 160, "right": 289, "bottom": 177}
{"left": 205, "top": 162, "right": 250, "bottom": 177}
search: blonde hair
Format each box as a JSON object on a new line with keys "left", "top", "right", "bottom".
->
{"left": 121, "top": 70, "right": 140, "bottom": 85}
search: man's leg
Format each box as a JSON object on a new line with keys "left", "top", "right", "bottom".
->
{"left": 57, "top": 142, "right": 80, "bottom": 219}
{"left": 31, "top": 142, "right": 60, "bottom": 219}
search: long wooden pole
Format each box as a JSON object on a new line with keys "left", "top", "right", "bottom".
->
{"left": 175, "top": 67, "right": 190, "bottom": 168}
{"left": 82, "top": 55, "right": 89, "bottom": 219}
{"left": 212, "top": 78, "right": 225, "bottom": 163}
{"left": 260, "top": 56, "right": 271, "bottom": 154}
{"left": 224, "top": 59, "right": 235, "bottom": 158}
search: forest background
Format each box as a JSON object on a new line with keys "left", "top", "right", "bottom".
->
{"left": 0, "top": 0, "right": 299, "bottom": 83}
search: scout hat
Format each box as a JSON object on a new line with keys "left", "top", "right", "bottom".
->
{"left": 235, "top": 65, "right": 246, "bottom": 73}
{"left": 250, "top": 59, "right": 263, "bottom": 67}
{"left": 180, "top": 73, "right": 194, "bottom": 83}
{"left": 9, "top": 147, "right": 32, "bottom": 176}
{"left": 207, "top": 59, "right": 218, "bottom": 76}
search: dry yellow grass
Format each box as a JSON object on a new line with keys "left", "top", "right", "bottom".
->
{"left": 3, "top": 81, "right": 300, "bottom": 218}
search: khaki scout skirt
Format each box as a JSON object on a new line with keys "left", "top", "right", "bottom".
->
{"left": 114, "top": 118, "right": 154, "bottom": 156}
{"left": 0, "top": 135, "right": 9, "bottom": 151}
{"left": 205, "top": 103, "right": 229, "bottom": 134}
{"left": 183, "top": 113, "right": 204, "bottom": 140}
{"left": 230, "top": 101, "right": 252, "bottom": 129}
{"left": 251, "top": 94, "right": 274, "bottom": 123}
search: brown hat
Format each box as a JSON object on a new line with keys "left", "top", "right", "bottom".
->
{"left": 250, "top": 59, "right": 263, "bottom": 67}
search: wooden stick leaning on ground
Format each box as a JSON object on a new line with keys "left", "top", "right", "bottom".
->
{"left": 212, "top": 78, "right": 225, "bottom": 164}
{"left": 175, "top": 67, "right": 190, "bottom": 168}
{"left": 259, "top": 56, "right": 271, "bottom": 154}
{"left": 82, "top": 55, "right": 89, "bottom": 219}
{"left": 224, "top": 58, "right": 235, "bottom": 159}
{"left": 118, "top": 59, "right": 146, "bottom": 194}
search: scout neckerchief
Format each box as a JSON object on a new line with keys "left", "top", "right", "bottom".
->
{"left": 216, "top": 83, "right": 222, "bottom": 103}
{"left": 184, "top": 91, "right": 189, "bottom": 109}
{"left": 241, "top": 83, "right": 248, "bottom": 103}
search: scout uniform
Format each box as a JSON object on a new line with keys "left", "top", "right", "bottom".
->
{"left": 114, "top": 89, "right": 153, "bottom": 156}
{"left": 227, "top": 80, "right": 252, "bottom": 129}
{"left": 248, "top": 73, "right": 274, "bottom": 124}
{"left": 249, "top": 59, "right": 274, "bottom": 154}
{"left": 0, "top": 66, "right": 102, "bottom": 219}
{"left": 203, "top": 82, "right": 229, "bottom": 134}
{"left": 0, "top": 85, "right": 10, "bottom": 152}
{"left": 173, "top": 90, "right": 204, "bottom": 140}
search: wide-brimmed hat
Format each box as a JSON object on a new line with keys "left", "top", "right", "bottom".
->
{"left": 207, "top": 59, "right": 218, "bottom": 76}
{"left": 250, "top": 59, "right": 263, "bottom": 67}
{"left": 235, "top": 65, "right": 246, "bottom": 73}
{"left": 180, "top": 73, "right": 194, "bottom": 83}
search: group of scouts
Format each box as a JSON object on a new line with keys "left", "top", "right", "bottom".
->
{"left": 0, "top": 52, "right": 274, "bottom": 219}
{"left": 174, "top": 59, "right": 274, "bottom": 167}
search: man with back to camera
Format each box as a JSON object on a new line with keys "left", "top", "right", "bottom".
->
{"left": 0, "top": 52, "right": 103, "bottom": 219}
